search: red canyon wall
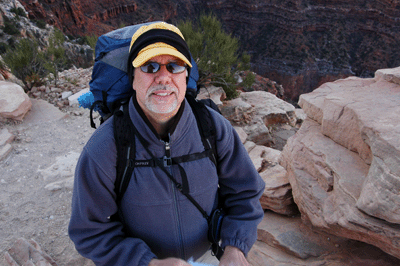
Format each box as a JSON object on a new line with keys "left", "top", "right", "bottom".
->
{"left": 18, "top": 0, "right": 400, "bottom": 101}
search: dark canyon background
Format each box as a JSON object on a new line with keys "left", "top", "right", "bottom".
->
{"left": 19, "top": 0, "right": 400, "bottom": 102}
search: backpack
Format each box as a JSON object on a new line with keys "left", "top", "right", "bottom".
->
{"left": 79, "top": 21, "right": 201, "bottom": 128}
{"left": 79, "top": 22, "right": 225, "bottom": 259}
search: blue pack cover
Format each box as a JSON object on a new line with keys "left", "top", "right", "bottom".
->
{"left": 79, "top": 22, "right": 199, "bottom": 115}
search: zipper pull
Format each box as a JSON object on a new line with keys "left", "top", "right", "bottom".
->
{"left": 163, "top": 141, "right": 172, "bottom": 167}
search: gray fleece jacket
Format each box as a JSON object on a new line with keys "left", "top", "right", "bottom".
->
{"left": 68, "top": 97, "right": 265, "bottom": 266}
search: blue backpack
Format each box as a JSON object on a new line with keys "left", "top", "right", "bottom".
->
{"left": 78, "top": 21, "right": 200, "bottom": 128}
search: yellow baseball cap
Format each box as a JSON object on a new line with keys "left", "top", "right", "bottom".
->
{"left": 129, "top": 22, "right": 192, "bottom": 68}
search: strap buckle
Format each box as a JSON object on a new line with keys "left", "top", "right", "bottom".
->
{"left": 163, "top": 156, "right": 172, "bottom": 167}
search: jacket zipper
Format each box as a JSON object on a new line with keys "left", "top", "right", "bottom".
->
{"left": 164, "top": 140, "right": 185, "bottom": 258}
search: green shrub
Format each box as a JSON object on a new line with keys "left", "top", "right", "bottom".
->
{"left": 241, "top": 71, "right": 256, "bottom": 90}
{"left": 178, "top": 14, "right": 253, "bottom": 99}
{"left": 34, "top": 19, "right": 47, "bottom": 29}
{"left": 0, "top": 43, "right": 8, "bottom": 54}
{"left": 3, "top": 17, "right": 20, "bottom": 35}
{"left": 85, "top": 34, "right": 98, "bottom": 49}
{"left": 2, "top": 38, "right": 47, "bottom": 91}
{"left": 10, "top": 7, "right": 27, "bottom": 18}
{"left": 43, "top": 28, "right": 67, "bottom": 86}
{"left": 7, "top": 37, "right": 16, "bottom": 48}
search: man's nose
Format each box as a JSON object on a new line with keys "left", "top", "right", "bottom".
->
{"left": 154, "top": 65, "right": 172, "bottom": 84}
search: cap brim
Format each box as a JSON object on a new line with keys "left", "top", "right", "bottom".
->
{"left": 132, "top": 47, "right": 192, "bottom": 68}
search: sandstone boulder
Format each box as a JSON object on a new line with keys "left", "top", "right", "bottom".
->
{"left": 4, "top": 238, "right": 57, "bottom": 266}
{"left": 281, "top": 67, "right": 400, "bottom": 258}
{"left": 0, "top": 128, "right": 14, "bottom": 161}
{"left": 220, "top": 91, "right": 296, "bottom": 146}
{"left": 197, "top": 85, "right": 226, "bottom": 106}
{"left": 246, "top": 143, "right": 297, "bottom": 215}
{"left": 0, "top": 81, "right": 32, "bottom": 121}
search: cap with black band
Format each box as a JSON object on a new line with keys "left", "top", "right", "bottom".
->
{"left": 127, "top": 22, "right": 192, "bottom": 85}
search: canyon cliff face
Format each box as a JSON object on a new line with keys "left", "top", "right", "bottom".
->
{"left": 204, "top": 0, "right": 400, "bottom": 101}
{"left": 18, "top": 0, "right": 400, "bottom": 101}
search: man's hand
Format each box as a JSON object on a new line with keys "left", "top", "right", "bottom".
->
{"left": 148, "top": 257, "right": 191, "bottom": 266}
{"left": 218, "top": 246, "right": 250, "bottom": 266}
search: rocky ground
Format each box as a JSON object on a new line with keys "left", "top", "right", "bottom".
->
{"left": 0, "top": 67, "right": 107, "bottom": 265}
{"left": 0, "top": 100, "right": 97, "bottom": 265}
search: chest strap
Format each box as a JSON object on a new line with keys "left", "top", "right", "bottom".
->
{"left": 131, "top": 149, "right": 214, "bottom": 168}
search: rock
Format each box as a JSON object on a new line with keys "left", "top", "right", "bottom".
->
{"left": 20, "top": 99, "right": 68, "bottom": 127}
{"left": 56, "top": 101, "right": 65, "bottom": 108}
{"left": 243, "top": 120, "right": 272, "bottom": 146}
{"left": 240, "top": 91, "right": 296, "bottom": 126}
{"left": 0, "top": 128, "right": 15, "bottom": 146}
{"left": 248, "top": 145, "right": 281, "bottom": 172}
{"left": 282, "top": 67, "right": 400, "bottom": 259}
{"left": 0, "top": 128, "right": 15, "bottom": 161}
{"left": 257, "top": 212, "right": 347, "bottom": 259}
{"left": 4, "top": 238, "right": 57, "bottom": 266}
{"left": 32, "top": 91, "right": 42, "bottom": 98}
{"left": 220, "top": 97, "right": 253, "bottom": 124}
{"left": 269, "top": 124, "right": 297, "bottom": 150}
{"left": 197, "top": 86, "right": 226, "bottom": 106}
{"left": 0, "top": 143, "right": 13, "bottom": 161}
{"left": 61, "top": 91, "right": 73, "bottom": 99}
{"left": 45, "top": 176, "right": 74, "bottom": 191}
{"left": 221, "top": 91, "right": 297, "bottom": 147}
{"left": 50, "top": 87, "right": 62, "bottom": 93}
{"left": 243, "top": 141, "right": 256, "bottom": 153}
{"left": 38, "top": 151, "right": 80, "bottom": 182}
{"left": 233, "top": 126, "right": 247, "bottom": 144}
{"left": 0, "top": 81, "right": 32, "bottom": 121}
{"left": 247, "top": 145, "right": 297, "bottom": 215}
{"left": 248, "top": 212, "right": 400, "bottom": 265}
{"left": 248, "top": 238, "right": 400, "bottom": 266}
{"left": 294, "top": 108, "right": 306, "bottom": 125}
{"left": 375, "top": 67, "right": 400, "bottom": 85}
{"left": 259, "top": 165, "right": 297, "bottom": 215}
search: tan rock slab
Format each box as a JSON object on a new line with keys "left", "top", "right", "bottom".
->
{"left": 281, "top": 117, "right": 400, "bottom": 258}
{"left": 233, "top": 126, "right": 247, "bottom": 144}
{"left": 375, "top": 66, "right": 400, "bottom": 85}
{"left": 257, "top": 212, "right": 347, "bottom": 259}
{"left": 4, "top": 238, "right": 57, "bottom": 266}
{"left": 20, "top": 98, "right": 68, "bottom": 127}
{"left": 248, "top": 145, "right": 281, "bottom": 172}
{"left": 0, "top": 128, "right": 15, "bottom": 146}
{"left": 197, "top": 85, "right": 226, "bottom": 106}
{"left": 0, "top": 143, "right": 12, "bottom": 161}
{"left": 259, "top": 165, "right": 297, "bottom": 215}
{"left": 0, "top": 81, "right": 32, "bottom": 121}
{"left": 248, "top": 238, "right": 400, "bottom": 266}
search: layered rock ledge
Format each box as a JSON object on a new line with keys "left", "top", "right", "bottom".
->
{"left": 280, "top": 66, "right": 400, "bottom": 258}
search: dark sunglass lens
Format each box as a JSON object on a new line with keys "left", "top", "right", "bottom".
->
{"left": 141, "top": 62, "right": 160, "bottom": 73}
{"left": 166, "top": 63, "right": 185, "bottom": 74}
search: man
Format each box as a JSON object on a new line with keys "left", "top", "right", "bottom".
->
{"left": 69, "top": 22, "right": 265, "bottom": 266}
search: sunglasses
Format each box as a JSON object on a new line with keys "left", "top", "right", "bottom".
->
{"left": 140, "top": 62, "right": 187, "bottom": 74}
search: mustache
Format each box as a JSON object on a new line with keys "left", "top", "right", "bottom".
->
{"left": 146, "top": 85, "right": 178, "bottom": 96}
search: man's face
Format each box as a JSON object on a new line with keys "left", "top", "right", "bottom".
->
{"left": 132, "top": 54, "right": 187, "bottom": 119}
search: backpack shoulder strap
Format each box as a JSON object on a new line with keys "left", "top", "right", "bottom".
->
{"left": 113, "top": 102, "right": 135, "bottom": 205}
{"left": 186, "top": 95, "right": 219, "bottom": 166}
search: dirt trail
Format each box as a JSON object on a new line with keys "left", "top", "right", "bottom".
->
{"left": 1, "top": 99, "right": 96, "bottom": 266}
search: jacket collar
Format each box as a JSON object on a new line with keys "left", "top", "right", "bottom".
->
{"left": 128, "top": 96, "right": 194, "bottom": 148}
